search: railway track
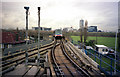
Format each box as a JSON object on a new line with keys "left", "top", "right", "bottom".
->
{"left": 65, "top": 42, "right": 105, "bottom": 76}
{"left": 1, "top": 39, "right": 105, "bottom": 76}
{"left": 1, "top": 41, "right": 55, "bottom": 74}
{"left": 66, "top": 41, "right": 98, "bottom": 68}
{"left": 49, "top": 40, "right": 91, "bottom": 77}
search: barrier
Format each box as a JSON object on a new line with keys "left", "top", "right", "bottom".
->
{"left": 71, "top": 40, "right": 120, "bottom": 76}
{"left": 3, "top": 40, "right": 52, "bottom": 56}
{"left": 86, "top": 49, "right": 120, "bottom": 76}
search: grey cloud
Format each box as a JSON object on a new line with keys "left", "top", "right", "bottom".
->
{"left": 1, "top": 1, "right": 118, "bottom": 31}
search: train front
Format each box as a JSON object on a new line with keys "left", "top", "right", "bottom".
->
{"left": 54, "top": 29, "right": 63, "bottom": 39}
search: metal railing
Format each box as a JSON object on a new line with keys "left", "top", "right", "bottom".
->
{"left": 86, "top": 49, "right": 120, "bottom": 76}
{"left": 71, "top": 40, "right": 120, "bottom": 76}
{"left": 3, "top": 40, "right": 52, "bottom": 56}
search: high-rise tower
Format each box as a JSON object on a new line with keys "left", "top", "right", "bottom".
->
{"left": 80, "top": 19, "right": 84, "bottom": 30}
{"left": 80, "top": 19, "right": 84, "bottom": 43}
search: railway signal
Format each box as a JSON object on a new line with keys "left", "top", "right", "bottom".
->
{"left": 24, "top": 6, "right": 29, "bottom": 66}
{"left": 37, "top": 7, "right": 41, "bottom": 66}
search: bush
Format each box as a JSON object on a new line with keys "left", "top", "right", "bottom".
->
{"left": 86, "top": 40, "right": 96, "bottom": 48}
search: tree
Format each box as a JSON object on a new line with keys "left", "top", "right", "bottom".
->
{"left": 84, "top": 20, "right": 88, "bottom": 43}
{"left": 80, "top": 29, "right": 83, "bottom": 43}
{"left": 87, "top": 40, "right": 96, "bottom": 48}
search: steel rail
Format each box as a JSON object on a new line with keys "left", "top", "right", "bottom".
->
{"left": 59, "top": 45, "right": 75, "bottom": 77}
{"left": 2, "top": 44, "right": 53, "bottom": 67}
{"left": 66, "top": 42, "right": 104, "bottom": 76}
{"left": 1, "top": 48, "right": 51, "bottom": 75}
{"left": 1, "top": 41, "right": 55, "bottom": 74}
{"left": 61, "top": 41, "right": 90, "bottom": 77}
{"left": 1, "top": 41, "right": 54, "bottom": 61}
{"left": 1, "top": 41, "right": 54, "bottom": 66}
{"left": 51, "top": 40, "right": 90, "bottom": 77}
{"left": 51, "top": 42, "right": 64, "bottom": 77}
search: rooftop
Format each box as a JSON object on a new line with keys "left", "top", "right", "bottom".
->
{"left": 95, "top": 45, "right": 108, "bottom": 48}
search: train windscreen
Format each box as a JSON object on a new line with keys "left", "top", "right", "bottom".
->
{"left": 55, "top": 30, "right": 62, "bottom": 34}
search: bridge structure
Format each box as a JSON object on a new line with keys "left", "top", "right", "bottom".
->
{"left": 1, "top": 39, "right": 119, "bottom": 77}
{"left": 1, "top": 6, "right": 120, "bottom": 77}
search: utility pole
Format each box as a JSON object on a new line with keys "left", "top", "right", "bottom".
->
{"left": 24, "top": 7, "right": 29, "bottom": 66}
{"left": 37, "top": 7, "right": 41, "bottom": 66}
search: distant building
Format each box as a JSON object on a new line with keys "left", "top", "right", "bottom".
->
{"left": 32, "top": 27, "right": 51, "bottom": 31}
{"left": 0, "top": 31, "right": 25, "bottom": 49}
{"left": 88, "top": 26, "right": 97, "bottom": 32}
{"left": 98, "top": 30, "right": 102, "bottom": 32}
{"left": 63, "top": 27, "right": 77, "bottom": 32}
{"left": 80, "top": 19, "right": 84, "bottom": 30}
{"left": 63, "top": 28, "right": 69, "bottom": 32}
{"left": 73, "top": 29, "right": 78, "bottom": 32}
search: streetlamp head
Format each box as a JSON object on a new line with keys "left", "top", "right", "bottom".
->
{"left": 38, "top": 7, "right": 41, "bottom": 11}
{"left": 24, "top": 7, "right": 29, "bottom": 10}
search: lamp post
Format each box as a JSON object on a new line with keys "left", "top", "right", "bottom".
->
{"left": 37, "top": 7, "right": 41, "bottom": 66}
{"left": 24, "top": 6, "right": 29, "bottom": 66}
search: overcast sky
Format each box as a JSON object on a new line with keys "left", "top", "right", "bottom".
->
{"left": 1, "top": 0, "right": 119, "bottom": 32}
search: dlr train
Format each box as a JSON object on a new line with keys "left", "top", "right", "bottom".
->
{"left": 54, "top": 29, "right": 64, "bottom": 39}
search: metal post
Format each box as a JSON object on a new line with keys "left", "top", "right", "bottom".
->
{"left": 111, "top": 58, "right": 113, "bottom": 75}
{"left": 24, "top": 7, "right": 29, "bottom": 66}
{"left": 100, "top": 54, "right": 101, "bottom": 68}
{"left": 114, "top": 31, "right": 118, "bottom": 74}
{"left": 46, "top": 53, "right": 48, "bottom": 62}
{"left": 96, "top": 32, "right": 97, "bottom": 44}
{"left": 37, "top": 7, "right": 41, "bottom": 66}
{"left": 95, "top": 51, "right": 96, "bottom": 62}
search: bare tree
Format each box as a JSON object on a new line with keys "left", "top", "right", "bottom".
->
{"left": 84, "top": 20, "right": 88, "bottom": 43}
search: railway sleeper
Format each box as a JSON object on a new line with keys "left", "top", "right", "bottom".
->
{"left": 54, "top": 68, "right": 62, "bottom": 72}
{"left": 80, "top": 63, "right": 86, "bottom": 67}
{"left": 28, "top": 57, "right": 36, "bottom": 63}
{"left": 73, "top": 56, "right": 77, "bottom": 59}
{"left": 81, "top": 63, "right": 93, "bottom": 72}
{"left": 77, "top": 60, "right": 84, "bottom": 66}
{"left": 71, "top": 53, "right": 74, "bottom": 57}
{"left": 56, "top": 72, "right": 64, "bottom": 76}
{"left": 1, "top": 65, "right": 15, "bottom": 75}
{"left": 85, "top": 64, "right": 93, "bottom": 71}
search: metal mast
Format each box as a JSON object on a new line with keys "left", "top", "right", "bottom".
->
{"left": 37, "top": 7, "right": 41, "bottom": 66}
{"left": 114, "top": 31, "right": 118, "bottom": 74}
{"left": 24, "top": 7, "right": 29, "bottom": 66}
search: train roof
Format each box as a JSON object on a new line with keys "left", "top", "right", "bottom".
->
{"left": 55, "top": 29, "right": 62, "bottom": 30}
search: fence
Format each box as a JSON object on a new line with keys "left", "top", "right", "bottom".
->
{"left": 3, "top": 40, "right": 52, "bottom": 56}
{"left": 71, "top": 40, "right": 120, "bottom": 76}
{"left": 86, "top": 49, "right": 120, "bottom": 76}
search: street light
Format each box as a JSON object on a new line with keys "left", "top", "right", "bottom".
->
{"left": 24, "top": 6, "right": 29, "bottom": 66}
